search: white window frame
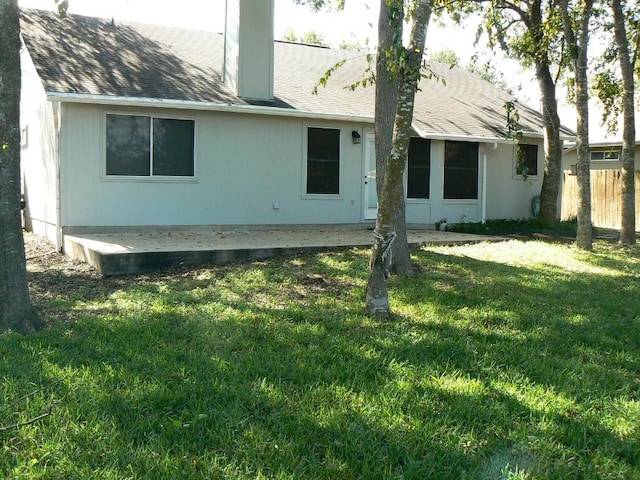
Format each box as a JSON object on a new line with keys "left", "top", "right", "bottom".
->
{"left": 405, "top": 136, "right": 431, "bottom": 203}
{"left": 513, "top": 143, "right": 540, "bottom": 179}
{"left": 102, "top": 111, "right": 197, "bottom": 183}
{"left": 302, "top": 124, "right": 343, "bottom": 199}
{"left": 590, "top": 150, "right": 620, "bottom": 162}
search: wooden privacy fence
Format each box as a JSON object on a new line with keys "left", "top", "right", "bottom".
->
{"left": 561, "top": 170, "right": 640, "bottom": 229}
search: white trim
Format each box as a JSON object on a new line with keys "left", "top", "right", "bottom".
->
{"left": 590, "top": 150, "right": 620, "bottom": 162}
{"left": 412, "top": 126, "right": 574, "bottom": 143}
{"left": 482, "top": 142, "right": 498, "bottom": 223}
{"left": 512, "top": 143, "right": 541, "bottom": 180}
{"left": 47, "top": 92, "right": 570, "bottom": 143}
{"left": 102, "top": 111, "right": 197, "bottom": 182}
{"left": 302, "top": 124, "right": 343, "bottom": 199}
{"left": 405, "top": 136, "right": 431, "bottom": 201}
{"left": 20, "top": 125, "right": 28, "bottom": 148}
{"left": 442, "top": 140, "right": 481, "bottom": 201}
{"left": 48, "top": 92, "right": 373, "bottom": 125}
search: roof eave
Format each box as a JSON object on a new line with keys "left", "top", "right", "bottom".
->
{"left": 46, "top": 92, "right": 375, "bottom": 124}
{"left": 411, "top": 125, "right": 569, "bottom": 144}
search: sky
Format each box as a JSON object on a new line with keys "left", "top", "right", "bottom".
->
{"left": 20, "top": 0, "right": 602, "bottom": 138}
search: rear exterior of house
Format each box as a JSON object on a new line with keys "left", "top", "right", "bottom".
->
{"left": 19, "top": 3, "right": 560, "bottom": 250}
{"left": 21, "top": 97, "right": 547, "bottom": 248}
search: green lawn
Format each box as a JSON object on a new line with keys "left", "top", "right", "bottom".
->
{"left": 2, "top": 238, "right": 639, "bottom": 479}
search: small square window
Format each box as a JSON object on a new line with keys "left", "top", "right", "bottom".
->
{"left": 516, "top": 144, "right": 538, "bottom": 177}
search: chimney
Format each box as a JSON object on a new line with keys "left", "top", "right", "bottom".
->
{"left": 224, "top": 0, "right": 274, "bottom": 102}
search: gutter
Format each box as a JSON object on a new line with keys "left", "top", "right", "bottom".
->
{"left": 45, "top": 92, "right": 375, "bottom": 124}
{"left": 413, "top": 126, "right": 575, "bottom": 143}
{"left": 482, "top": 142, "right": 499, "bottom": 224}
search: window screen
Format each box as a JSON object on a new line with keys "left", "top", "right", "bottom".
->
{"left": 307, "top": 127, "right": 340, "bottom": 195}
{"left": 444, "top": 141, "right": 478, "bottom": 199}
{"left": 106, "top": 114, "right": 194, "bottom": 177}
{"left": 153, "top": 118, "right": 195, "bottom": 176}
{"left": 516, "top": 144, "right": 538, "bottom": 177}
{"left": 407, "top": 137, "right": 431, "bottom": 199}
{"left": 106, "top": 115, "right": 151, "bottom": 176}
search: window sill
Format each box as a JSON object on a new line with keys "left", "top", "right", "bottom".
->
{"left": 101, "top": 175, "right": 199, "bottom": 184}
{"left": 302, "top": 193, "right": 343, "bottom": 200}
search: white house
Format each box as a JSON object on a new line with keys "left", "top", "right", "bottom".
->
{"left": 19, "top": 1, "right": 575, "bottom": 250}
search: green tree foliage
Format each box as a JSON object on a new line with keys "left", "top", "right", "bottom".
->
{"left": 593, "top": 0, "right": 638, "bottom": 246}
{"left": 428, "top": 47, "right": 460, "bottom": 67}
{"left": 475, "top": 0, "right": 567, "bottom": 223}
{"left": 366, "top": 0, "right": 434, "bottom": 317}
{"left": 301, "top": 30, "right": 328, "bottom": 46}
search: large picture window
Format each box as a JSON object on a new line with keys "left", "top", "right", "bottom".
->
{"left": 407, "top": 137, "right": 431, "bottom": 199}
{"left": 306, "top": 127, "right": 340, "bottom": 195}
{"left": 444, "top": 141, "right": 478, "bottom": 199}
{"left": 516, "top": 144, "right": 539, "bottom": 177}
{"left": 106, "top": 114, "right": 195, "bottom": 177}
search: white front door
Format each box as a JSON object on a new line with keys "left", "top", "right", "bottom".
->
{"left": 363, "top": 131, "right": 377, "bottom": 220}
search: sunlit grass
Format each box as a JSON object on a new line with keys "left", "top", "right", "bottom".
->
{"left": 1, "top": 239, "right": 639, "bottom": 479}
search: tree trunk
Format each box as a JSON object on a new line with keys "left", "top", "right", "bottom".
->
{"left": 535, "top": 61, "right": 563, "bottom": 223}
{"left": 560, "top": 0, "right": 593, "bottom": 251}
{"left": 366, "top": 0, "right": 432, "bottom": 317}
{"left": 0, "top": 0, "right": 42, "bottom": 333}
{"left": 374, "top": 0, "right": 414, "bottom": 276}
{"left": 611, "top": 0, "right": 636, "bottom": 246}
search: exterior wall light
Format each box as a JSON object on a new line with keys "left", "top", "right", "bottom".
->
{"left": 351, "top": 130, "right": 362, "bottom": 144}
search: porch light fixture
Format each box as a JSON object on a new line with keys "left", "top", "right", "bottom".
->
{"left": 351, "top": 130, "right": 362, "bottom": 144}
{"left": 570, "top": 164, "right": 578, "bottom": 176}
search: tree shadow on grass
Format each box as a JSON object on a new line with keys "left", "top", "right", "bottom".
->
{"left": 3, "top": 245, "right": 639, "bottom": 478}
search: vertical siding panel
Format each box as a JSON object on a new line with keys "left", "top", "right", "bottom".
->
{"left": 563, "top": 170, "right": 640, "bottom": 229}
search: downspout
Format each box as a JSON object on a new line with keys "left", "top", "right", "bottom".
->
{"left": 53, "top": 101, "right": 62, "bottom": 251}
{"left": 482, "top": 143, "right": 498, "bottom": 224}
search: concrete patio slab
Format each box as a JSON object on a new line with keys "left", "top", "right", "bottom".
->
{"left": 63, "top": 227, "right": 504, "bottom": 276}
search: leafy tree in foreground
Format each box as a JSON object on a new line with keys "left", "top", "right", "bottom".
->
{"left": 480, "top": 0, "right": 567, "bottom": 223}
{"left": 610, "top": 0, "right": 637, "bottom": 246}
{"left": 366, "top": 0, "right": 433, "bottom": 317}
{"left": 0, "top": 0, "right": 42, "bottom": 333}
{"left": 560, "top": 0, "right": 594, "bottom": 250}
{"left": 593, "top": 0, "right": 637, "bottom": 245}
{"left": 374, "top": 0, "right": 414, "bottom": 277}
{"left": 306, "top": 0, "right": 420, "bottom": 278}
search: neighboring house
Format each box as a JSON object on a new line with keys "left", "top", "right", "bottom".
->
{"left": 561, "top": 141, "right": 640, "bottom": 228}
{"left": 562, "top": 141, "right": 640, "bottom": 172}
{"left": 19, "top": 1, "right": 575, "bottom": 250}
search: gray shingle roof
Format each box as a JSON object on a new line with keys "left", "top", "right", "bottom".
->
{"left": 20, "top": 8, "right": 574, "bottom": 140}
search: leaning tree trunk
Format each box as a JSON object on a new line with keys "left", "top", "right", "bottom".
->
{"left": 611, "top": 0, "right": 636, "bottom": 246}
{"left": 561, "top": 0, "right": 593, "bottom": 251}
{"left": 0, "top": 0, "right": 42, "bottom": 333}
{"left": 535, "top": 61, "right": 563, "bottom": 223}
{"left": 366, "top": 0, "right": 432, "bottom": 317}
{"left": 374, "top": 0, "right": 414, "bottom": 276}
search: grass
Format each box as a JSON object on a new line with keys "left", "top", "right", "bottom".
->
{"left": 1, "top": 236, "right": 639, "bottom": 479}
